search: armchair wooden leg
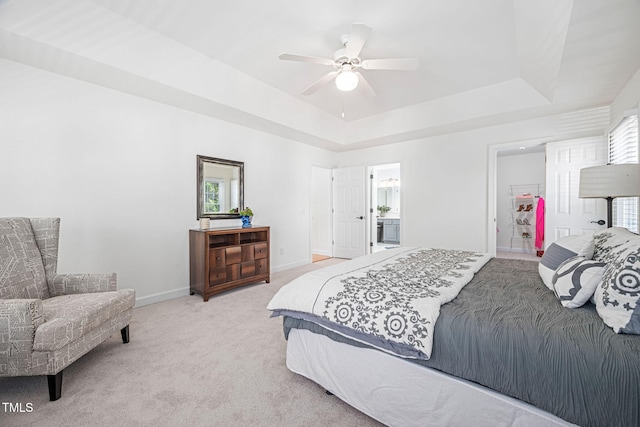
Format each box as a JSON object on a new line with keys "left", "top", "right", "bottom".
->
{"left": 121, "top": 325, "right": 130, "bottom": 343}
{"left": 48, "top": 371, "right": 63, "bottom": 401}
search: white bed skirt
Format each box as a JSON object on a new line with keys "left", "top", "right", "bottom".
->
{"left": 286, "top": 328, "right": 576, "bottom": 427}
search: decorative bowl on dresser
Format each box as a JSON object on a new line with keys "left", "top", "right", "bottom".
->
{"left": 189, "top": 225, "right": 270, "bottom": 301}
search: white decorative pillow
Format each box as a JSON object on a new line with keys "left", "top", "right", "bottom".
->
{"left": 539, "top": 234, "right": 595, "bottom": 290}
{"left": 594, "top": 246, "right": 640, "bottom": 334}
{"left": 593, "top": 227, "right": 640, "bottom": 263}
{"left": 552, "top": 256, "right": 607, "bottom": 308}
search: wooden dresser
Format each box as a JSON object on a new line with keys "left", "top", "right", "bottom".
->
{"left": 189, "top": 225, "right": 270, "bottom": 301}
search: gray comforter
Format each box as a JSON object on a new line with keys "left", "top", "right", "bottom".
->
{"left": 283, "top": 258, "right": 640, "bottom": 427}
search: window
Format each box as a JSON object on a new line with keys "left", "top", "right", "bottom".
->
{"left": 609, "top": 113, "right": 639, "bottom": 233}
{"left": 204, "top": 179, "right": 225, "bottom": 213}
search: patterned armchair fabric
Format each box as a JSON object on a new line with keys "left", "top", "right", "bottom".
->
{"left": 0, "top": 217, "right": 135, "bottom": 400}
{"left": 0, "top": 218, "right": 50, "bottom": 299}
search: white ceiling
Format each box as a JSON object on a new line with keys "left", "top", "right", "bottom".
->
{"left": 1, "top": 0, "right": 639, "bottom": 151}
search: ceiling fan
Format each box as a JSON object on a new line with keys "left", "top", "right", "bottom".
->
{"left": 279, "top": 23, "right": 419, "bottom": 97}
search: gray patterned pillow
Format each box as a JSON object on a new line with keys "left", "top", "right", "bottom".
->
{"left": 552, "top": 256, "right": 607, "bottom": 308}
{"left": 539, "top": 234, "right": 595, "bottom": 290}
{"left": 594, "top": 247, "right": 640, "bottom": 334}
{"left": 0, "top": 217, "right": 49, "bottom": 299}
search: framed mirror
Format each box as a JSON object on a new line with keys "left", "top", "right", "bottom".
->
{"left": 197, "top": 155, "right": 244, "bottom": 219}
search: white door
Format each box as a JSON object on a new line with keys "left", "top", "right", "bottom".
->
{"left": 545, "top": 137, "right": 608, "bottom": 245}
{"left": 333, "top": 166, "right": 366, "bottom": 259}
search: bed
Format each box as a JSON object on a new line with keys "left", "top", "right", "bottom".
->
{"left": 268, "top": 234, "right": 640, "bottom": 427}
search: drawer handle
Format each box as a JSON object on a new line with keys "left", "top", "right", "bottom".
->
{"left": 216, "top": 257, "right": 221, "bottom": 261}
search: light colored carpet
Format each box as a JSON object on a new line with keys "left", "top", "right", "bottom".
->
{"left": 0, "top": 259, "right": 382, "bottom": 427}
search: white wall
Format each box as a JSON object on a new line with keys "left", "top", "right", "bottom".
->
{"left": 496, "top": 152, "right": 546, "bottom": 252}
{"left": 0, "top": 61, "right": 335, "bottom": 306}
{"left": 611, "top": 67, "right": 640, "bottom": 122}
{"left": 337, "top": 135, "right": 489, "bottom": 252}
{"left": 336, "top": 109, "right": 608, "bottom": 253}
{"left": 4, "top": 59, "right": 637, "bottom": 305}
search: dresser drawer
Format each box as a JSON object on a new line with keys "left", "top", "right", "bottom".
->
{"left": 225, "top": 246, "right": 242, "bottom": 265}
{"left": 241, "top": 244, "right": 255, "bottom": 262}
{"left": 254, "top": 242, "right": 268, "bottom": 259}
{"left": 209, "top": 267, "right": 227, "bottom": 286}
{"left": 240, "top": 261, "right": 256, "bottom": 278}
{"left": 255, "top": 258, "right": 268, "bottom": 275}
{"left": 227, "top": 264, "right": 240, "bottom": 282}
{"left": 209, "top": 249, "right": 226, "bottom": 268}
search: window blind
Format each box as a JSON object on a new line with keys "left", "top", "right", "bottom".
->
{"left": 609, "top": 113, "right": 639, "bottom": 233}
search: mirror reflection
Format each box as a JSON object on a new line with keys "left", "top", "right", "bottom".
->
{"left": 197, "top": 155, "right": 244, "bottom": 219}
{"left": 377, "top": 177, "right": 400, "bottom": 216}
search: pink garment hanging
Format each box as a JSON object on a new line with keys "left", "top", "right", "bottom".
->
{"left": 535, "top": 197, "right": 545, "bottom": 250}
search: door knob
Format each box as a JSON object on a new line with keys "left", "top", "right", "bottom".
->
{"left": 590, "top": 220, "right": 606, "bottom": 226}
{"left": 355, "top": 216, "right": 364, "bottom": 219}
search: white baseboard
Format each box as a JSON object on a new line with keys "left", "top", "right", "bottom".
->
{"left": 135, "top": 287, "right": 190, "bottom": 307}
{"left": 311, "top": 249, "right": 332, "bottom": 257}
{"left": 135, "top": 260, "right": 312, "bottom": 307}
{"left": 271, "top": 259, "right": 310, "bottom": 273}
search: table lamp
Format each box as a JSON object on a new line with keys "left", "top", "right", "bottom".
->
{"left": 579, "top": 163, "right": 640, "bottom": 227}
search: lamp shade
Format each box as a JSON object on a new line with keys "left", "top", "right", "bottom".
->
{"left": 335, "top": 70, "right": 358, "bottom": 91}
{"left": 579, "top": 163, "right": 640, "bottom": 198}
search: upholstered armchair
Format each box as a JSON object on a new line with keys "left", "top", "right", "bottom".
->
{"left": 0, "top": 218, "right": 135, "bottom": 400}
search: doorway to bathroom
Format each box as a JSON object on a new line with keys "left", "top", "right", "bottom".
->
{"left": 370, "top": 163, "right": 401, "bottom": 253}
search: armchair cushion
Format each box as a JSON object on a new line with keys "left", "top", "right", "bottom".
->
{"left": 0, "top": 218, "right": 50, "bottom": 300}
{"left": 34, "top": 289, "right": 135, "bottom": 352}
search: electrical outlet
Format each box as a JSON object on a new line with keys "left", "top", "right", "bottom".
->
{"left": 279, "top": 248, "right": 284, "bottom": 255}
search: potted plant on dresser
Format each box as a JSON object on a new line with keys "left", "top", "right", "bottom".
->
{"left": 240, "top": 207, "right": 254, "bottom": 228}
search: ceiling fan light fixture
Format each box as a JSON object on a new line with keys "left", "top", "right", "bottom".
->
{"left": 279, "top": 23, "right": 418, "bottom": 96}
{"left": 335, "top": 70, "right": 359, "bottom": 92}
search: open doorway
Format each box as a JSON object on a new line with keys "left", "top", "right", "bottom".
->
{"left": 310, "top": 163, "right": 402, "bottom": 262}
{"left": 311, "top": 165, "right": 368, "bottom": 261}
{"left": 490, "top": 136, "right": 609, "bottom": 261}
{"left": 370, "top": 163, "right": 401, "bottom": 253}
{"left": 495, "top": 147, "right": 546, "bottom": 261}
{"left": 310, "top": 166, "right": 332, "bottom": 262}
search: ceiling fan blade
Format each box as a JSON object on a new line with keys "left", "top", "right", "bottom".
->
{"left": 279, "top": 53, "right": 334, "bottom": 66}
{"left": 344, "top": 23, "right": 372, "bottom": 58}
{"left": 302, "top": 71, "right": 339, "bottom": 95}
{"left": 361, "top": 58, "right": 420, "bottom": 71}
{"left": 354, "top": 72, "right": 376, "bottom": 98}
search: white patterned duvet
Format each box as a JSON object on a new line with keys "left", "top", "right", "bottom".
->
{"left": 268, "top": 247, "right": 491, "bottom": 360}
